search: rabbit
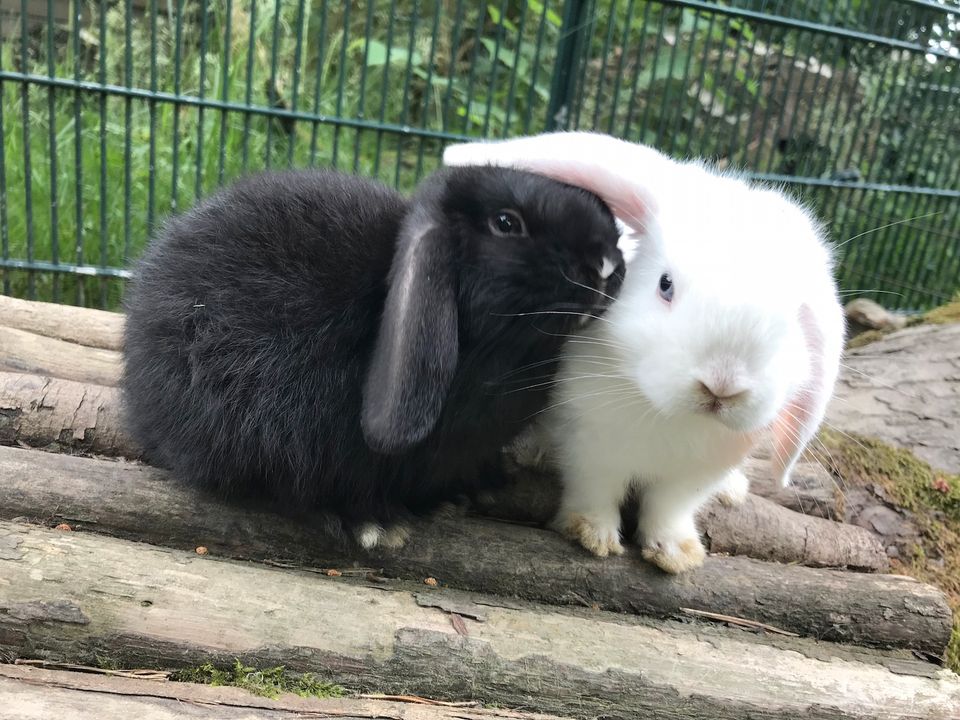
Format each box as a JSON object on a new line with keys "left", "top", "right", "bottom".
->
{"left": 122, "top": 165, "right": 625, "bottom": 549}
{"left": 444, "top": 132, "right": 845, "bottom": 573}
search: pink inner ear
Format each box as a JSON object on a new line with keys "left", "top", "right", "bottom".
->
{"left": 521, "top": 160, "right": 655, "bottom": 236}
{"left": 770, "top": 303, "right": 827, "bottom": 488}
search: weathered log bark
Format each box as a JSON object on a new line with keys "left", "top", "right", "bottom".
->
{"left": 0, "top": 327, "right": 122, "bottom": 386}
{"left": 699, "top": 494, "right": 886, "bottom": 570}
{"left": 0, "top": 446, "right": 948, "bottom": 654}
{"left": 0, "top": 373, "right": 139, "bottom": 457}
{"left": 0, "top": 372, "right": 882, "bottom": 571}
{"left": 0, "top": 664, "right": 569, "bottom": 720}
{"left": 1, "top": 521, "right": 957, "bottom": 720}
{"left": 476, "top": 466, "right": 887, "bottom": 572}
{"left": 0, "top": 294, "right": 123, "bottom": 351}
{"left": 744, "top": 452, "right": 841, "bottom": 519}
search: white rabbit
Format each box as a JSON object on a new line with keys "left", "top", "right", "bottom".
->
{"left": 444, "top": 132, "right": 845, "bottom": 573}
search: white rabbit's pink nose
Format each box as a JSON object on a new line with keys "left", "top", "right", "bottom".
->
{"left": 696, "top": 377, "right": 749, "bottom": 412}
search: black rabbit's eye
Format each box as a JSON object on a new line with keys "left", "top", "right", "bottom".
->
{"left": 658, "top": 272, "right": 674, "bottom": 303}
{"left": 489, "top": 210, "right": 527, "bottom": 237}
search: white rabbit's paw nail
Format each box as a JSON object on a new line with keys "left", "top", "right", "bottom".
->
{"left": 558, "top": 513, "right": 624, "bottom": 558}
{"left": 355, "top": 523, "right": 385, "bottom": 550}
{"left": 715, "top": 469, "right": 750, "bottom": 507}
{"left": 380, "top": 523, "right": 411, "bottom": 550}
{"left": 642, "top": 536, "right": 705, "bottom": 574}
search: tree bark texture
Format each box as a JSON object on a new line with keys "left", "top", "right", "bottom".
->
{"left": 1, "top": 521, "right": 957, "bottom": 720}
{"left": 0, "top": 446, "right": 948, "bottom": 655}
{"left": 0, "top": 373, "right": 139, "bottom": 458}
{"left": 0, "top": 294, "right": 123, "bottom": 351}
{"left": 0, "top": 664, "right": 572, "bottom": 720}
{"left": 0, "top": 372, "right": 884, "bottom": 572}
{"left": 0, "top": 327, "right": 121, "bottom": 386}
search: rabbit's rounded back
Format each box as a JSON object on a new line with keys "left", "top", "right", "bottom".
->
{"left": 123, "top": 166, "right": 623, "bottom": 524}
{"left": 123, "top": 170, "right": 406, "bottom": 514}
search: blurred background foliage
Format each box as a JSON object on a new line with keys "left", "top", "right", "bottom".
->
{"left": 0, "top": 0, "right": 957, "bottom": 309}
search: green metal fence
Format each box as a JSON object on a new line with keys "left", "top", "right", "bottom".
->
{"left": 0, "top": 0, "right": 958, "bottom": 310}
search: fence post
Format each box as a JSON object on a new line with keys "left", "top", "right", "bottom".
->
{"left": 546, "top": 0, "right": 591, "bottom": 131}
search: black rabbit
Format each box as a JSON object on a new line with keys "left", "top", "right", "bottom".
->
{"left": 122, "top": 166, "right": 624, "bottom": 547}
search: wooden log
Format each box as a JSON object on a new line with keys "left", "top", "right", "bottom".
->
{"left": 0, "top": 373, "right": 139, "bottom": 458}
{"left": 0, "top": 294, "right": 123, "bottom": 351}
{"left": 744, "top": 452, "right": 841, "bottom": 519}
{"left": 476, "top": 466, "right": 887, "bottom": 572}
{"left": 0, "top": 327, "right": 122, "bottom": 386}
{"left": 1, "top": 521, "right": 957, "bottom": 720}
{"left": 699, "top": 494, "right": 886, "bottom": 570}
{"left": 0, "top": 446, "right": 949, "bottom": 654}
{"left": 0, "top": 373, "right": 884, "bottom": 572}
{"left": 0, "top": 664, "right": 569, "bottom": 720}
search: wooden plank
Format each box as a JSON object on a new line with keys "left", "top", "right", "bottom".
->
{"left": 0, "top": 446, "right": 949, "bottom": 654}
{"left": 0, "top": 521, "right": 957, "bottom": 720}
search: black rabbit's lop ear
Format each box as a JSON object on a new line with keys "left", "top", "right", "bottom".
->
{"left": 361, "top": 216, "right": 459, "bottom": 454}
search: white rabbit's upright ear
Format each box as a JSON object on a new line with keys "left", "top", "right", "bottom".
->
{"left": 361, "top": 215, "right": 458, "bottom": 454}
{"left": 769, "top": 302, "right": 843, "bottom": 487}
{"left": 443, "top": 132, "right": 661, "bottom": 235}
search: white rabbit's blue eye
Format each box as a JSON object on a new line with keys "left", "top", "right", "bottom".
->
{"left": 658, "top": 273, "right": 674, "bottom": 302}
{"left": 489, "top": 210, "right": 527, "bottom": 237}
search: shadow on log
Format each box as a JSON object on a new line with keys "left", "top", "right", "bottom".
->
{"left": 1, "top": 521, "right": 957, "bottom": 720}
{"left": 0, "top": 445, "right": 947, "bottom": 655}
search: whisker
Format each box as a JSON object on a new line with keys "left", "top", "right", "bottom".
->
{"left": 561, "top": 270, "right": 618, "bottom": 303}
{"left": 837, "top": 289, "right": 906, "bottom": 298}
{"left": 833, "top": 210, "right": 943, "bottom": 251}
{"left": 501, "top": 374, "right": 634, "bottom": 395}
{"left": 836, "top": 362, "right": 920, "bottom": 399}
{"left": 524, "top": 385, "right": 640, "bottom": 421}
{"left": 491, "top": 309, "right": 615, "bottom": 325}
{"left": 497, "top": 354, "right": 620, "bottom": 380}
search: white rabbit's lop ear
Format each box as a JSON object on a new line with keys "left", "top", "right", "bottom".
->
{"left": 769, "top": 301, "right": 844, "bottom": 488}
{"left": 443, "top": 132, "right": 662, "bottom": 236}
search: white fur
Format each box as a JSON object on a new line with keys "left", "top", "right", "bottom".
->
{"left": 355, "top": 522, "right": 410, "bottom": 550}
{"left": 445, "top": 132, "right": 845, "bottom": 573}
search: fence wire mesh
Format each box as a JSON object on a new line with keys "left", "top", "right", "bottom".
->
{"left": 0, "top": 0, "right": 957, "bottom": 310}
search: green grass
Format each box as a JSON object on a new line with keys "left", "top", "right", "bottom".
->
{"left": 817, "top": 430, "right": 960, "bottom": 673}
{"left": 925, "top": 293, "right": 960, "bottom": 325}
{"left": 174, "top": 659, "right": 346, "bottom": 699}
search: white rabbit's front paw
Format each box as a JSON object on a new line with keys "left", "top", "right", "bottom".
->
{"left": 555, "top": 512, "right": 624, "bottom": 557}
{"left": 714, "top": 468, "right": 750, "bottom": 507}
{"left": 641, "top": 534, "right": 705, "bottom": 574}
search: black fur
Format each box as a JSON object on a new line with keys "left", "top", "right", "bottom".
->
{"left": 122, "top": 166, "right": 623, "bottom": 528}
